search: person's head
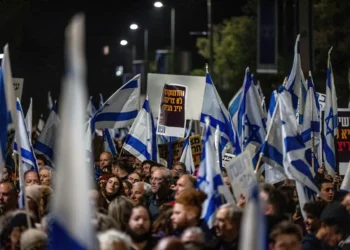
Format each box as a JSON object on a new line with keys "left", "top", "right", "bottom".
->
{"left": 269, "top": 221, "right": 302, "bottom": 250}
{"left": 99, "top": 152, "right": 113, "bottom": 171}
{"left": 174, "top": 174, "right": 196, "bottom": 199}
{"left": 0, "top": 181, "right": 18, "bottom": 215}
{"left": 105, "top": 175, "right": 125, "bottom": 197}
{"left": 92, "top": 213, "right": 118, "bottom": 233}
{"left": 317, "top": 179, "right": 334, "bottom": 203}
{"left": 141, "top": 160, "right": 155, "bottom": 178}
{"left": 108, "top": 196, "right": 134, "bottom": 231}
{"left": 127, "top": 206, "right": 152, "bottom": 243}
{"left": 171, "top": 189, "right": 207, "bottom": 231}
{"left": 260, "top": 184, "right": 287, "bottom": 217}
{"left": 20, "top": 228, "right": 47, "bottom": 250}
{"left": 127, "top": 172, "right": 142, "bottom": 184}
{"left": 39, "top": 166, "right": 53, "bottom": 187}
{"left": 316, "top": 202, "right": 350, "bottom": 247}
{"left": 214, "top": 204, "right": 242, "bottom": 242}
{"left": 123, "top": 181, "right": 132, "bottom": 196}
{"left": 24, "top": 170, "right": 40, "bottom": 186}
{"left": 35, "top": 154, "right": 48, "bottom": 170}
{"left": 181, "top": 227, "right": 205, "bottom": 249}
{"left": 130, "top": 182, "right": 152, "bottom": 206}
{"left": 150, "top": 164, "right": 161, "bottom": 176}
{"left": 303, "top": 200, "right": 327, "bottom": 234}
{"left": 98, "top": 229, "right": 132, "bottom": 250}
{"left": 2, "top": 167, "right": 12, "bottom": 181}
{"left": 173, "top": 162, "right": 187, "bottom": 176}
{"left": 112, "top": 160, "right": 130, "bottom": 178}
{"left": 151, "top": 168, "right": 173, "bottom": 196}
{"left": 278, "top": 186, "right": 297, "bottom": 215}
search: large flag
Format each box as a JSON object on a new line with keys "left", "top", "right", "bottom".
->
{"left": 239, "top": 185, "right": 267, "bottom": 250}
{"left": 91, "top": 75, "right": 140, "bottom": 131}
{"left": 323, "top": 48, "right": 338, "bottom": 176}
{"left": 14, "top": 99, "right": 39, "bottom": 173}
{"left": 2, "top": 44, "right": 17, "bottom": 130}
{"left": 200, "top": 71, "right": 235, "bottom": 153}
{"left": 123, "top": 96, "right": 158, "bottom": 162}
{"left": 103, "top": 129, "right": 117, "bottom": 155}
{"left": 25, "top": 98, "right": 33, "bottom": 142}
{"left": 33, "top": 103, "right": 60, "bottom": 165}
{"left": 197, "top": 117, "right": 227, "bottom": 228}
{"left": 50, "top": 13, "right": 96, "bottom": 250}
{"left": 284, "top": 35, "right": 307, "bottom": 126}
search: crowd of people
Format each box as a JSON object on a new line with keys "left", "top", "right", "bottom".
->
{"left": 0, "top": 149, "right": 350, "bottom": 250}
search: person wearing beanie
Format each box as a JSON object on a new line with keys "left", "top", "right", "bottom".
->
{"left": 20, "top": 228, "right": 48, "bottom": 250}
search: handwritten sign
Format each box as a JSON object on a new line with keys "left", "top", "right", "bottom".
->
{"left": 157, "top": 84, "right": 187, "bottom": 137}
{"left": 158, "top": 134, "right": 202, "bottom": 168}
{"left": 222, "top": 153, "right": 235, "bottom": 168}
{"left": 337, "top": 109, "right": 350, "bottom": 174}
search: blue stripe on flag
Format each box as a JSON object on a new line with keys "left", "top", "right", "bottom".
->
{"left": 126, "top": 135, "right": 151, "bottom": 160}
{"left": 200, "top": 114, "right": 226, "bottom": 132}
{"left": 261, "top": 142, "right": 283, "bottom": 167}
{"left": 284, "top": 136, "right": 304, "bottom": 152}
{"left": 34, "top": 141, "right": 54, "bottom": 159}
{"left": 14, "top": 143, "right": 37, "bottom": 165}
{"left": 49, "top": 219, "right": 86, "bottom": 250}
{"left": 290, "top": 159, "right": 314, "bottom": 183}
{"left": 121, "top": 79, "right": 138, "bottom": 90}
{"left": 95, "top": 110, "right": 138, "bottom": 123}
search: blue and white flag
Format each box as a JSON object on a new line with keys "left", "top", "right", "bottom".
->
{"left": 103, "top": 129, "right": 117, "bottom": 155}
{"left": 34, "top": 102, "right": 60, "bottom": 165}
{"left": 284, "top": 34, "right": 307, "bottom": 126}
{"left": 239, "top": 185, "right": 267, "bottom": 250}
{"left": 200, "top": 72, "right": 235, "bottom": 153}
{"left": 86, "top": 96, "right": 97, "bottom": 120}
{"left": 0, "top": 67, "right": 8, "bottom": 172}
{"left": 2, "top": 44, "right": 17, "bottom": 130}
{"left": 323, "top": 48, "right": 338, "bottom": 176}
{"left": 99, "top": 93, "right": 104, "bottom": 108}
{"left": 180, "top": 120, "right": 195, "bottom": 174}
{"left": 123, "top": 96, "right": 158, "bottom": 162}
{"left": 35, "top": 114, "right": 45, "bottom": 137}
{"left": 14, "top": 99, "right": 39, "bottom": 173}
{"left": 302, "top": 72, "right": 320, "bottom": 173}
{"left": 91, "top": 75, "right": 140, "bottom": 131}
{"left": 50, "top": 14, "right": 97, "bottom": 250}
{"left": 25, "top": 98, "right": 33, "bottom": 142}
{"left": 197, "top": 117, "right": 228, "bottom": 228}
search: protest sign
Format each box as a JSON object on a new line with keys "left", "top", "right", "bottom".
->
{"left": 157, "top": 84, "right": 187, "bottom": 137}
{"left": 222, "top": 153, "right": 235, "bottom": 168}
{"left": 226, "top": 150, "right": 257, "bottom": 201}
{"left": 337, "top": 109, "right": 350, "bottom": 174}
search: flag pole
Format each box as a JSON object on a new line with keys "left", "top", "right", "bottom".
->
{"left": 255, "top": 77, "right": 287, "bottom": 173}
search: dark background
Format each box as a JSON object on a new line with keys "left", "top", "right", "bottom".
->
{"left": 0, "top": 0, "right": 246, "bottom": 123}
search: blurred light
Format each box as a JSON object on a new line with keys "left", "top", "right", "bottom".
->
{"left": 120, "top": 40, "right": 128, "bottom": 46}
{"left": 130, "top": 23, "right": 138, "bottom": 30}
{"left": 0, "top": 53, "right": 3, "bottom": 59}
{"left": 103, "top": 45, "right": 109, "bottom": 55}
{"left": 116, "top": 66, "right": 124, "bottom": 77}
{"left": 154, "top": 1, "right": 163, "bottom": 8}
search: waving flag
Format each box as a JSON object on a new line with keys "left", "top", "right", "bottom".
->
{"left": 323, "top": 48, "right": 338, "bottom": 176}
{"left": 123, "top": 96, "right": 158, "bottom": 162}
{"left": 103, "top": 129, "right": 117, "bottom": 155}
{"left": 14, "top": 99, "right": 39, "bottom": 173}
{"left": 239, "top": 185, "right": 267, "bottom": 250}
{"left": 25, "top": 98, "right": 33, "bottom": 142}
{"left": 91, "top": 75, "right": 140, "bottom": 131}
{"left": 86, "top": 96, "right": 97, "bottom": 120}
{"left": 35, "top": 114, "right": 45, "bottom": 137}
{"left": 50, "top": 13, "right": 97, "bottom": 250}
{"left": 34, "top": 104, "right": 60, "bottom": 165}
{"left": 180, "top": 120, "right": 195, "bottom": 174}
{"left": 0, "top": 67, "right": 8, "bottom": 171}
{"left": 200, "top": 71, "right": 235, "bottom": 153}
{"left": 197, "top": 117, "right": 228, "bottom": 228}
{"left": 285, "top": 35, "right": 307, "bottom": 126}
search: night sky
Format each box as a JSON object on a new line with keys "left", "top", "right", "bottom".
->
{"left": 0, "top": 0, "right": 246, "bottom": 123}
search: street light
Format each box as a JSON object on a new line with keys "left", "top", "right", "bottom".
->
{"left": 130, "top": 23, "right": 138, "bottom": 30}
{"left": 120, "top": 40, "right": 128, "bottom": 46}
{"left": 154, "top": 1, "right": 163, "bottom": 8}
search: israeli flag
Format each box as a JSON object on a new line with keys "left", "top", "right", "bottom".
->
{"left": 239, "top": 185, "right": 267, "bottom": 250}
{"left": 34, "top": 103, "right": 60, "bottom": 165}
{"left": 86, "top": 96, "right": 97, "bottom": 120}
{"left": 285, "top": 34, "right": 307, "bottom": 126}
{"left": 123, "top": 96, "right": 158, "bottom": 162}
{"left": 228, "top": 87, "right": 243, "bottom": 154}
{"left": 14, "top": 99, "right": 39, "bottom": 173}
{"left": 0, "top": 67, "right": 8, "bottom": 173}
{"left": 25, "top": 98, "right": 33, "bottom": 142}
{"left": 301, "top": 72, "right": 320, "bottom": 173}
{"left": 35, "top": 114, "right": 45, "bottom": 137}
{"left": 99, "top": 93, "right": 104, "bottom": 108}
{"left": 323, "top": 48, "right": 338, "bottom": 176}
{"left": 180, "top": 120, "right": 195, "bottom": 174}
{"left": 49, "top": 14, "right": 97, "bottom": 250}
{"left": 103, "top": 129, "right": 117, "bottom": 155}
{"left": 91, "top": 74, "right": 140, "bottom": 131}
{"left": 200, "top": 71, "right": 235, "bottom": 153}
{"left": 197, "top": 117, "right": 227, "bottom": 228}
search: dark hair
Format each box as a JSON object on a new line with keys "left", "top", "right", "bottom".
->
{"left": 270, "top": 221, "right": 302, "bottom": 244}
{"left": 317, "top": 179, "right": 333, "bottom": 190}
{"left": 130, "top": 171, "right": 142, "bottom": 180}
{"left": 278, "top": 186, "right": 296, "bottom": 214}
{"left": 122, "top": 180, "right": 133, "bottom": 191}
{"left": 142, "top": 160, "right": 157, "bottom": 167}
{"left": 303, "top": 200, "right": 327, "bottom": 218}
{"left": 113, "top": 160, "right": 132, "bottom": 174}
{"left": 35, "top": 154, "right": 48, "bottom": 165}
{"left": 173, "top": 162, "right": 186, "bottom": 172}
{"left": 104, "top": 175, "right": 126, "bottom": 197}
{"left": 267, "top": 188, "right": 287, "bottom": 217}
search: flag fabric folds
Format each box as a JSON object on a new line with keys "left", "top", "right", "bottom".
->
{"left": 91, "top": 74, "right": 140, "bottom": 131}
{"left": 180, "top": 120, "right": 195, "bottom": 174}
{"left": 25, "top": 98, "right": 33, "bottom": 142}
{"left": 49, "top": 13, "right": 96, "bottom": 250}
{"left": 103, "top": 129, "right": 117, "bottom": 155}
{"left": 123, "top": 96, "right": 158, "bottom": 163}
